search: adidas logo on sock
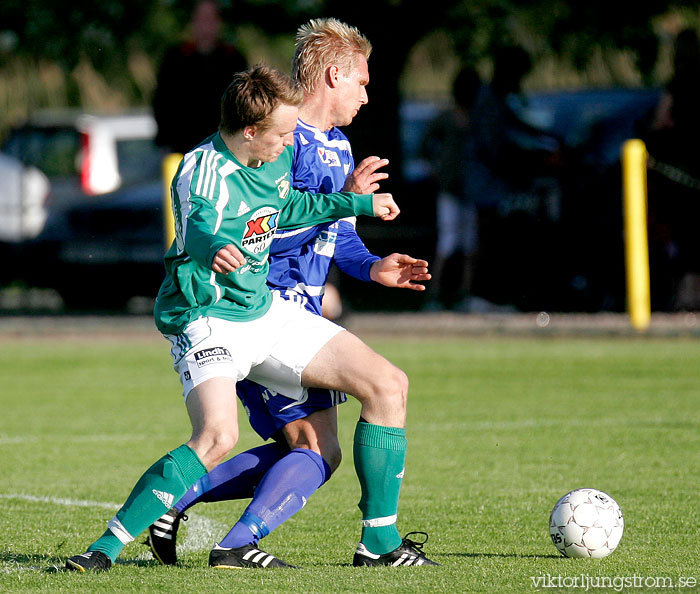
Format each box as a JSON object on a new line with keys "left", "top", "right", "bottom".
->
{"left": 152, "top": 489, "right": 174, "bottom": 509}
{"left": 396, "top": 468, "right": 405, "bottom": 479}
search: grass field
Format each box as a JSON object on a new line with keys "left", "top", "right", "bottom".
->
{"left": 1, "top": 331, "right": 699, "bottom": 593}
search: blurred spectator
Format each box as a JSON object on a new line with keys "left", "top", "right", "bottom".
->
{"left": 644, "top": 28, "right": 700, "bottom": 310}
{"left": 420, "top": 66, "right": 481, "bottom": 311}
{"left": 465, "top": 45, "right": 561, "bottom": 213}
{"left": 153, "top": 0, "right": 247, "bottom": 155}
{"left": 464, "top": 45, "right": 562, "bottom": 311}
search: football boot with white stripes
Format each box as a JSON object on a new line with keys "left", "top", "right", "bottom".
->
{"left": 353, "top": 531, "right": 439, "bottom": 567}
{"left": 146, "top": 508, "right": 187, "bottom": 565}
{"left": 209, "top": 544, "right": 297, "bottom": 569}
{"left": 65, "top": 550, "right": 112, "bottom": 572}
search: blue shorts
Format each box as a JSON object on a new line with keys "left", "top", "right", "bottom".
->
{"left": 237, "top": 378, "right": 348, "bottom": 440}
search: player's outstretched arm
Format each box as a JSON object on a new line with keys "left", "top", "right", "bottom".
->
{"left": 369, "top": 253, "right": 431, "bottom": 291}
{"left": 343, "top": 156, "right": 389, "bottom": 194}
{"left": 372, "top": 193, "right": 399, "bottom": 220}
{"left": 212, "top": 244, "right": 246, "bottom": 274}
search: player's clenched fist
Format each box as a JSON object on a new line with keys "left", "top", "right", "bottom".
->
{"left": 372, "top": 193, "right": 400, "bottom": 221}
{"left": 212, "top": 244, "right": 247, "bottom": 274}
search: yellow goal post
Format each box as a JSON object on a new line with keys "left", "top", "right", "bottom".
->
{"left": 621, "top": 139, "right": 651, "bottom": 331}
{"left": 162, "top": 153, "right": 183, "bottom": 250}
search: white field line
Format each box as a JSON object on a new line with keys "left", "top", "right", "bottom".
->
{"left": 125, "top": 513, "right": 225, "bottom": 559}
{"left": 0, "top": 493, "right": 227, "bottom": 572}
{"left": 421, "top": 416, "right": 696, "bottom": 432}
{"left": 0, "top": 493, "right": 119, "bottom": 510}
{"left": 0, "top": 434, "right": 154, "bottom": 446}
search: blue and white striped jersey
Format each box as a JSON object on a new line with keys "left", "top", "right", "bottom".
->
{"left": 237, "top": 120, "right": 375, "bottom": 437}
{"left": 266, "top": 119, "right": 380, "bottom": 315}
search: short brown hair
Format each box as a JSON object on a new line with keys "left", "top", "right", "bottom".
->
{"left": 220, "top": 63, "right": 303, "bottom": 134}
{"left": 291, "top": 18, "right": 372, "bottom": 94}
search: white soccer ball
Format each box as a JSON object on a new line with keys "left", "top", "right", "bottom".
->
{"left": 549, "top": 488, "right": 624, "bottom": 559}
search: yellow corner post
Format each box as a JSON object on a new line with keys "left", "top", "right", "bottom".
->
{"left": 162, "top": 153, "right": 183, "bottom": 250}
{"left": 622, "top": 139, "right": 651, "bottom": 331}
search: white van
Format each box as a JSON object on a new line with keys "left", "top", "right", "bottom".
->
{"left": 1, "top": 109, "right": 160, "bottom": 213}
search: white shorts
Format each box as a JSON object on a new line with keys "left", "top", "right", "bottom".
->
{"left": 165, "top": 295, "right": 344, "bottom": 400}
{"left": 435, "top": 192, "right": 479, "bottom": 257}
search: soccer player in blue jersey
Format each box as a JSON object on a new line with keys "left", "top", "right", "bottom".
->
{"left": 146, "top": 19, "right": 437, "bottom": 568}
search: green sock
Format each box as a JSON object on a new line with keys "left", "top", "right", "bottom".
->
{"left": 88, "top": 444, "right": 206, "bottom": 562}
{"left": 353, "top": 420, "right": 407, "bottom": 555}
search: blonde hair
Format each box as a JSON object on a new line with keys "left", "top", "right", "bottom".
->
{"left": 292, "top": 18, "right": 372, "bottom": 94}
{"left": 220, "top": 63, "right": 303, "bottom": 134}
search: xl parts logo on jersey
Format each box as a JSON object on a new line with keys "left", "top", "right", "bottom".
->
{"left": 242, "top": 207, "right": 279, "bottom": 254}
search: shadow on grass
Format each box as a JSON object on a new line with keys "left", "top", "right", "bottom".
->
{"left": 115, "top": 558, "right": 164, "bottom": 568}
{"left": 1, "top": 549, "right": 562, "bottom": 573}
{"left": 0, "top": 551, "right": 67, "bottom": 573}
{"left": 0, "top": 550, "right": 168, "bottom": 574}
{"left": 309, "top": 552, "right": 562, "bottom": 568}
{"left": 445, "top": 552, "right": 562, "bottom": 559}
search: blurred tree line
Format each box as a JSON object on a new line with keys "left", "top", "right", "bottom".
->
{"left": 1, "top": 0, "right": 699, "bottom": 170}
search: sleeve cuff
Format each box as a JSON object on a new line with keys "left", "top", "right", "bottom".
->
{"left": 354, "top": 194, "right": 375, "bottom": 217}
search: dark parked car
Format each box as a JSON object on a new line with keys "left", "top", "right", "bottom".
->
{"left": 19, "top": 88, "right": 662, "bottom": 312}
{"left": 3, "top": 110, "right": 165, "bottom": 308}
{"left": 23, "top": 180, "right": 166, "bottom": 309}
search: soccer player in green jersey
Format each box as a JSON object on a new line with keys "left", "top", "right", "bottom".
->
{"left": 147, "top": 18, "right": 436, "bottom": 569}
{"left": 65, "top": 64, "right": 405, "bottom": 572}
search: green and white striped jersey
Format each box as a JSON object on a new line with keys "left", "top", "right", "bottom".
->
{"left": 154, "top": 132, "right": 374, "bottom": 335}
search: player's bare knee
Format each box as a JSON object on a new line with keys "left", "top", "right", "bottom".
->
{"left": 194, "top": 428, "right": 238, "bottom": 468}
{"left": 396, "top": 367, "right": 409, "bottom": 400}
{"left": 378, "top": 367, "right": 408, "bottom": 425}
{"left": 216, "top": 428, "right": 238, "bottom": 457}
{"left": 379, "top": 365, "right": 409, "bottom": 404}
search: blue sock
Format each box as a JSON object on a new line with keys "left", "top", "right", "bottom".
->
{"left": 174, "top": 442, "right": 289, "bottom": 514}
{"left": 218, "top": 448, "right": 331, "bottom": 549}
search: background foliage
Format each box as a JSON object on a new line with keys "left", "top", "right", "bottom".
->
{"left": 1, "top": 1, "right": 700, "bottom": 165}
